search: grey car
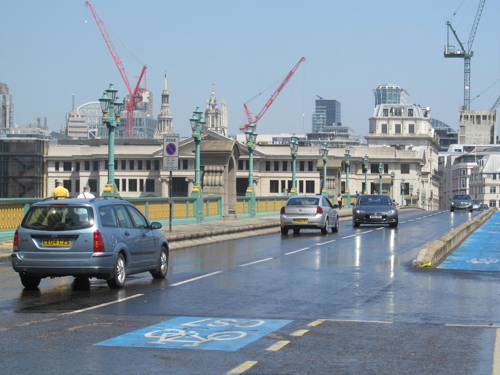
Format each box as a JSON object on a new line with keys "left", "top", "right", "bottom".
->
{"left": 280, "top": 195, "right": 339, "bottom": 235}
{"left": 11, "top": 197, "right": 169, "bottom": 290}
{"left": 352, "top": 194, "right": 398, "bottom": 227}
{"left": 472, "top": 199, "right": 481, "bottom": 211}
{"left": 450, "top": 194, "right": 473, "bottom": 212}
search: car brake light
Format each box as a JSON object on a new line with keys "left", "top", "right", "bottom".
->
{"left": 280, "top": 207, "right": 285, "bottom": 214}
{"left": 13, "top": 230, "right": 18, "bottom": 252}
{"left": 50, "top": 204, "right": 68, "bottom": 207}
{"left": 93, "top": 230, "right": 105, "bottom": 253}
{"left": 316, "top": 207, "right": 323, "bottom": 214}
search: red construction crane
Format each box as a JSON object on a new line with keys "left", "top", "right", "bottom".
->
{"left": 85, "top": 1, "right": 147, "bottom": 139}
{"left": 240, "top": 57, "right": 306, "bottom": 132}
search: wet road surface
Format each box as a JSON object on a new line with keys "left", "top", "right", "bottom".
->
{"left": 1, "top": 209, "right": 500, "bottom": 374}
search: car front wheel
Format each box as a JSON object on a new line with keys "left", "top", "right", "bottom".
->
{"left": 151, "top": 247, "right": 169, "bottom": 279}
{"left": 107, "top": 254, "right": 126, "bottom": 289}
{"left": 332, "top": 218, "right": 339, "bottom": 233}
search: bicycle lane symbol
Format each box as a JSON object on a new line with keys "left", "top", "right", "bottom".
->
{"left": 94, "top": 316, "right": 293, "bottom": 351}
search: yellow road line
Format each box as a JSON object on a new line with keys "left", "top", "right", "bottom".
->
{"left": 308, "top": 319, "right": 326, "bottom": 326}
{"left": 291, "top": 329, "right": 309, "bottom": 336}
{"left": 226, "top": 361, "right": 258, "bottom": 375}
{"left": 493, "top": 328, "right": 500, "bottom": 375}
{"left": 266, "top": 340, "right": 290, "bottom": 351}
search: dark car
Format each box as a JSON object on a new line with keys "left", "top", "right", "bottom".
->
{"left": 480, "top": 203, "right": 489, "bottom": 211}
{"left": 280, "top": 195, "right": 339, "bottom": 235}
{"left": 450, "top": 194, "right": 473, "bottom": 213}
{"left": 11, "top": 197, "right": 169, "bottom": 290}
{"left": 352, "top": 194, "right": 398, "bottom": 227}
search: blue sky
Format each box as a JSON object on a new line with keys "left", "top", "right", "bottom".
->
{"left": 1, "top": 0, "right": 499, "bottom": 138}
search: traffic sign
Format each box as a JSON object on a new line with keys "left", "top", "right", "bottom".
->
{"left": 163, "top": 134, "right": 179, "bottom": 171}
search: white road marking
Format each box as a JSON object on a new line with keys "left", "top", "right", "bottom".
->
{"left": 60, "top": 294, "right": 144, "bottom": 315}
{"left": 239, "top": 258, "right": 274, "bottom": 267}
{"left": 170, "top": 271, "right": 223, "bottom": 286}
{"left": 285, "top": 247, "right": 310, "bottom": 255}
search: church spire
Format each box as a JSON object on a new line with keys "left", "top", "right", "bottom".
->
{"left": 155, "top": 71, "right": 174, "bottom": 139}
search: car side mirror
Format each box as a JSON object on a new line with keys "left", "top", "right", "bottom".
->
{"left": 150, "top": 222, "right": 162, "bottom": 230}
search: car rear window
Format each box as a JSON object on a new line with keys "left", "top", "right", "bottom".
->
{"left": 22, "top": 205, "right": 93, "bottom": 231}
{"left": 287, "top": 198, "right": 319, "bottom": 206}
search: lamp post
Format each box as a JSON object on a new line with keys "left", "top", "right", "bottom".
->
{"left": 428, "top": 196, "right": 431, "bottom": 211}
{"left": 422, "top": 192, "right": 426, "bottom": 210}
{"left": 344, "top": 147, "right": 351, "bottom": 208}
{"left": 390, "top": 171, "right": 395, "bottom": 201}
{"left": 99, "top": 83, "right": 123, "bottom": 197}
{"left": 320, "top": 142, "right": 329, "bottom": 196}
{"left": 245, "top": 122, "right": 257, "bottom": 217}
{"left": 417, "top": 188, "right": 420, "bottom": 207}
{"left": 410, "top": 184, "right": 414, "bottom": 206}
{"left": 290, "top": 133, "right": 299, "bottom": 196}
{"left": 378, "top": 162, "right": 383, "bottom": 194}
{"left": 189, "top": 107, "right": 206, "bottom": 196}
{"left": 363, "top": 155, "right": 369, "bottom": 194}
{"left": 401, "top": 178, "right": 405, "bottom": 207}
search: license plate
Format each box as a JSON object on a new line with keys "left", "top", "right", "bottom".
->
{"left": 41, "top": 239, "right": 71, "bottom": 247}
{"left": 370, "top": 215, "right": 382, "bottom": 219}
{"left": 294, "top": 219, "right": 308, "bottom": 223}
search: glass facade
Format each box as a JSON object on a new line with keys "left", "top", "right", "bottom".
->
{"left": 312, "top": 99, "right": 341, "bottom": 132}
{"left": 372, "top": 84, "right": 409, "bottom": 106}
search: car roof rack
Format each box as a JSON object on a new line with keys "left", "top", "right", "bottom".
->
{"left": 89, "top": 196, "right": 124, "bottom": 202}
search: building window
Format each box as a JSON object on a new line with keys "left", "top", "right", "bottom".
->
{"left": 88, "top": 179, "right": 97, "bottom": 192}
{"left": 145, "top": 179, "right": 155, "bottom": 192}
{"left": 146, "top": 160, "right": 151, "bottom": 170}
{"left": 299, "top": 180, "right": 304, "bottom": 193}
{"left": 238, "top": 160, "right": 244, "bottom": 170}
{"left": 121, "top": 160, "right": 126, "bottom": 170}
{"left": 63, "top": 180, "right": 71, "bottom": 192}
{"left": 63, "top": 162, "right": 72, "bottom": 171}
{"left": 306, "top": 180, "right": 315, "bottom": 193}
{"left": 138, "top": 160, "right": 143, "bottom": 170}
{"left": 55, "top": 162, "right": 60, "bottom": 171}
{"left": 281, "top": 180, "right": 286, "bottom": 193}
{"left": 121, "top": 179, "right": 127, "bottom": 192}
{"left": 308, "top": 161, "right": 314, "bottom": 171}
{"left": 270, "top": 180, "right": 279, "bottom": 193}
{"left": 381, "top": 124, "right": 388, "bottom": 133}
{"left": 129, "top": 179, "right": 137, "bottom": 192}
{"left": 282, "top": 161, "right": 288, "bottom": 172}
{"left": 401, "top": 164, "right": 410, "bottom": 174}
{"left": 115, "top": 179, "right": 120, "bottom": 192}
{"left": 490, "top": 186, "right": 496, "bottom": 194}
{"left": 408, "top": 108, "right": 414, "bottom": 117}
{"left": 266, "top": 161, "right": 271, "bottom": 171}
{"left": 85, "top": 161, "right": 90, "bottom": 171}
{"left": 490, "top": 200, "right": 497, "bottom": 208}
{"left": 299, "top": 161, "right": 305, "bottom": 172}
{"left": 129, "top": 160, "right": 135, "bottom": 170}
{"left": 154, "top": 160, "right": 160, "bottom": 170}
{"left": 105, "top": 160, "right": 108, "bottom": 170}
{"left": 461, "top": 169, "right": 467, "bottom": 175}
{"left": 92, "top": 161, "right": 98, "bottom": 171}
{"left": 274, "top": 161, "right": 279, "bottom": 171}
{"left": 409, "top": 124, "right": 415, "bottom": 133}
{"left": 460, "top": 178, "right": 466, "bottom": 188}
{"left": 139, "top": 179, "right": 144, "bottom": 192}
{"left": 383, "top": 108, "right": 389, "bottom": 117}
{"left": 493, "top": 174, "right": 497, "bottom": 180}
{"left": 75, "top": 162, "right": 80, "bottom": 171}
{"left": 395, "top": 124, "right": 401, "bottom": 134}
{"left": 393, "top": 108, "right": 402, "bottom": 116}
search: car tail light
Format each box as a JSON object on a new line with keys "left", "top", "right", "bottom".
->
{"left": 280, "top": 207, "right": 285, "bottom": 214}
{"left": 93, "top": 230, "right": 105, "bottom": 253}
{"left": 50, "top": 204, "right": 68, "bottom": 207}
{"left": 13, "top": 230, "right": 18, "bottom": 252}
{"left": 316, "top": 206, "right": 323, "bottom": 214}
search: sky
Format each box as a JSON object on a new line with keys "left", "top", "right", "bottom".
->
{"left": 1, "top": 0, "right": 500, "bottom": 138}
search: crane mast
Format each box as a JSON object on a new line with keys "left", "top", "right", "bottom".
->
{"left": 240, "top": 57, "right": 306, "bottom": 131}
{"left": 85, "top": 1, "right": 147, "bottom": 139}
{"left": 444, "top": 0, "right": 486, "bottom": 111}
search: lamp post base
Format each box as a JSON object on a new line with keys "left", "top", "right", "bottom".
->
{"left": 102, "top": 184, "right": 119, "bottom": 197}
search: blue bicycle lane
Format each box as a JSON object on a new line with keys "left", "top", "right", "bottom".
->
{"left": 438, "top": 211, "right": 500, "bottom": 271}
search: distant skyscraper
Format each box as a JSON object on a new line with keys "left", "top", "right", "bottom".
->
{"left": 0, "top": 82, "right": 14, "bottom": 131}
{"left": 155, "top": 73, "right": 174, "bottom": 139}
{"left": 372, "top": 84, "right": 409, "bottom": 106}
{"left": 205, "top": 83, "right": 227, "bottom": 136}
{"left": 312, "top": 99, "right": 341, "bottom": 133}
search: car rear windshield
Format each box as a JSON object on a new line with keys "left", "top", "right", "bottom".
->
{"left": 22, "top": 205, "right": 94, "bottom": 231}
{"left": 453, "top": 195, "right": 471, "bottom": 200}
{"left": 359, "top": 197, "right": 392, "bottom": 205}
{"left": 287, "top": 198, "right": 319, "bottom": 206}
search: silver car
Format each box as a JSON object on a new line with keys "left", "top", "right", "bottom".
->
{"left": 280, "top": 195, "right": 339, "bottom": 235}
{"left": 11, "top": 197, "right": 169, "bottom": 290}
{"left": 352, "top": 194, "right": 398, "bottom": 227}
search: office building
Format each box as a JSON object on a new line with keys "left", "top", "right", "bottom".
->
{"left": 0, "top": 82, "right": 14, "bottom": 132}
{"left": 312, "top": 99, "right": 341, "bottom": 132}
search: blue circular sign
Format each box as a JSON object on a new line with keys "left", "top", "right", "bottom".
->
{"left": 166, "top": 143, "right": 177, "bottom": 155}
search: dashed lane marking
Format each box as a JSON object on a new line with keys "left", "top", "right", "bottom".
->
{"left": 239, "top": 258, "right": 273, "bottom": 267}
{"left": 60, "top": 294, "right": 144, "bottom": 315}
{"left": 291, "top": 329, "right": 309, "bottom": 336}
{"left": 285, "top": 247, "right": 310, "bottom": 255}
{"left": 170, "top": 271, "right": 223, "bottom": 286}
{"left": 266, "top": 340, "right": 290, "bottom": 351}
{"left": 226, "top": 361, "right": 258, "bottom": 374}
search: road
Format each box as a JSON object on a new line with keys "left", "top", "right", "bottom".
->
{"left": 1, "top": 209, "right": 500, "bottom": 374}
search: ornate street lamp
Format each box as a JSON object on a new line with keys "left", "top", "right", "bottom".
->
{"left": 417, "top": 188, "right": 420, "bottom": 207}
{"left": 390, "top": 171, "right": 395, "bottom": 201}
{"left": 378, "top": 162, "right": 383, "bottom": 194}
{"left": 401, "top": 178, "right": 405, "bottom": 207}
{"left": 99, "top": 83, "right": 123, "bottom": 197}
{"left": 290, "top": 133, "right": 299, "bottom": 196}
{"left": 190, "top": 107, "right": 206, "bottom": 196}
{"left": 344, "top": 147, "right": 351, "bottom": 208}
{"left": 428, "top": 196, "right": 432, "bottom": 211}
{"left": 363, "top": 154, "right": 369, "bottom": 194}
{"left": 422, "top": 192, "right": 426, "bottom": 210}
{"left": 320, "top": 142, "right": 329, "bottom": 196}
{"left": 245, "top": 122, "right": 258, "bottom": 217}
{"left": 410, "top": 184, "right": 414, "bottom": 206}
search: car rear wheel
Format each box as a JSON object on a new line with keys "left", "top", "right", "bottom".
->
{"left": 321, "top": 219, "right": 328, "bottom": 234}
{"left": 107, "top": 254, "right": 126, "bottom": 289}
{"left": 20, "top": 274, "right": 41, "bottom": 290}
{"left": 281, "top": 228, "right": 289, "bottom": 235}
{"left": 151, "top": 247, "right": 169, "bottom": 279}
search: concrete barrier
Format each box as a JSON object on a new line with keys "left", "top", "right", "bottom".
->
{"left": 414, "top": 208, "right": 498, "bottom": 267}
